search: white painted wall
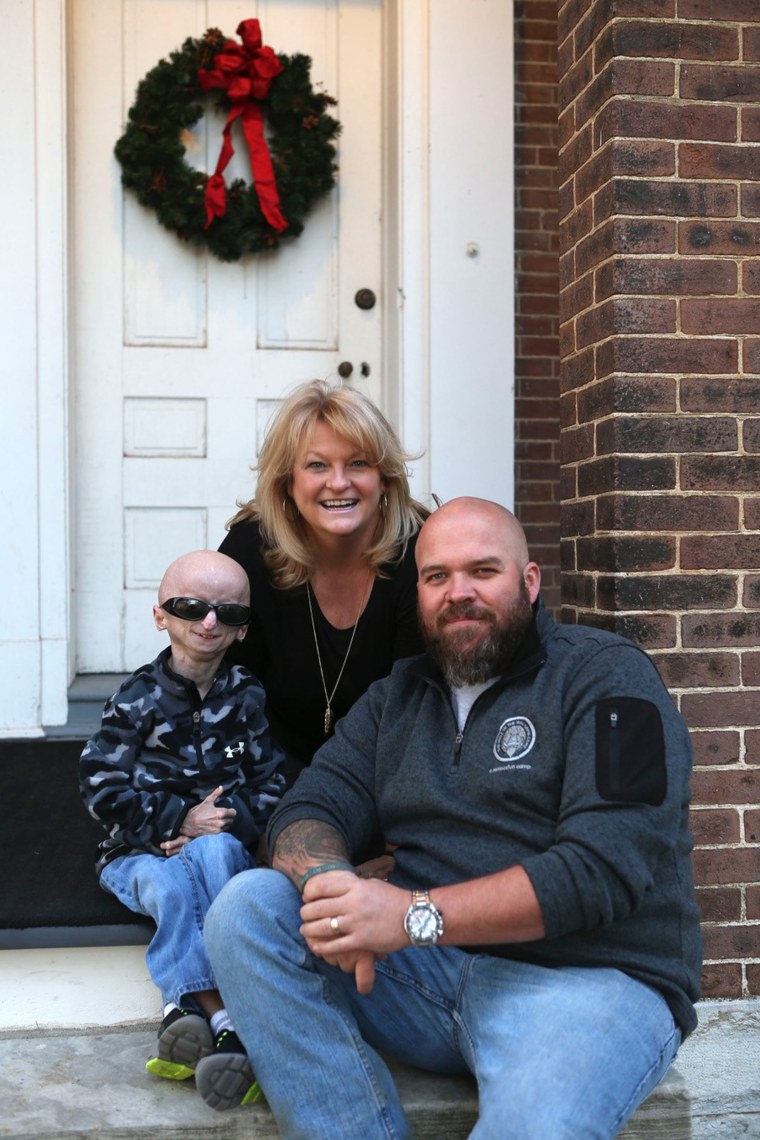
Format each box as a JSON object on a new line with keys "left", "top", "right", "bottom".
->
{"left": 392, "top": 0, "right": 515, "bottom": 509}
{"left": 428, "top": 0, "right": 515, "bottom": 506}
{"left": 0, "top": 1, "right": 43, "bottom": 735}
{"left": 0, "top": 0, "right": 71, "bottom": 736}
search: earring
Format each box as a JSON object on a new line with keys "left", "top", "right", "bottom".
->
{"left": 381, "top": 492, "right": 388, "bottom": 510}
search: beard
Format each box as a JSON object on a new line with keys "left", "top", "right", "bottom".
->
{"left": 421, "top": 579, "right": 534, "bottom": 688}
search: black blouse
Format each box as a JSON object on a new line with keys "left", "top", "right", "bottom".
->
{"left": 219, "top": 519, "right": 423, "bottom": 772}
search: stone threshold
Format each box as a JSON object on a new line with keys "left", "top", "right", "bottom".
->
{"left": 0, "top": 1000, "right": 758, "bottom": 1139}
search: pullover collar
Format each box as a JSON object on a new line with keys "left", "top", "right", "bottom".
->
{"left": 155, "top": 645, "right": 232, "bottom": 702}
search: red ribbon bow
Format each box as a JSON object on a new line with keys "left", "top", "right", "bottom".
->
{"left": 197, "top": 19, "right": 288, "bottom": 232}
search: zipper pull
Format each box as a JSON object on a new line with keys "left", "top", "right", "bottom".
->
{"left": 608, "top": 707, "right": 621, "bottom": 795}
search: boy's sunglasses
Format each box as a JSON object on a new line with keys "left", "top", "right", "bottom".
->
{"left": 160, "top": 597, "right": 250, "bottom": 627}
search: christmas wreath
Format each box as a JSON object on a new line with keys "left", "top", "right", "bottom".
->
{"left": 114, "top": 20, "right": 340, "bottom": 262}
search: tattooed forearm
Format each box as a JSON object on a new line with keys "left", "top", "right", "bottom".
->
{"left": 272, "top": 819, "right": 350, "bottom": 888}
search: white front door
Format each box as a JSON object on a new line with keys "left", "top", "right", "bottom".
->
{"left": 72, "top": 0, "right": 383, "bottom": 671}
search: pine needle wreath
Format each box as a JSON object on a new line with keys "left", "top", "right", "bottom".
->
{"left": 114, "top": 23, "right": 340, "bottom": 262}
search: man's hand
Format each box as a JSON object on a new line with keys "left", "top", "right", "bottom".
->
{"left": 181, "top": 786, "right": 236, "bottom": 837}
{"left": 300, "top": 870, "right": 409, "bottom": 994}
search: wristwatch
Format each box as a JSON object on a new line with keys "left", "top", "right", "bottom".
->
{"left": 403, "top": 890, "right": 444, "bottom": 948}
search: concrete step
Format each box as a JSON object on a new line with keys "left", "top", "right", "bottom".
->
{"left": 0, "top": 1028, "right": 676, "bottom": 1140}
{"left": 43, "top": 674, "right": 127, "bottom": 739}
{"left": 1, "top": 1001, "right": 758, "bottom": 1139}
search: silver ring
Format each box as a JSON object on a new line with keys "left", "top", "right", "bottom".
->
{"left": 330, "top": 915, "right": 341, "bottom": 934}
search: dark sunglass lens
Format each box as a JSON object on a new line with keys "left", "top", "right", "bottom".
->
{"left": 163, "top": 597, "right": 248, "bottom": 624}
{"left": 216, "top": 604, "right": 250, "bottom": 626}
{"left": 167, "top": 597, "right": 209, "bottom": 620}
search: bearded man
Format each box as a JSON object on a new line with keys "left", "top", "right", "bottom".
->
{"left": 205, "top": 497, "right": 702, "bottom": 1139}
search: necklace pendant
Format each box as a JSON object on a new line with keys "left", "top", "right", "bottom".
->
{"left": 324, "top": 707, "right": 333, "bottom": 735}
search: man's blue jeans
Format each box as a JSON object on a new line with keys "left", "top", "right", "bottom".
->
{"left": 205, "top": 868, "right": 682, "bottom": 1140}
{"left": 101, "top": 832, "right": 253, "bottom": 1008}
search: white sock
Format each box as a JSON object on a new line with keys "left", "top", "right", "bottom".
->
{"left": 163, "top": 1002, "right": 179, "bottom": 1018}
{"left": 210, "top": 1009, "right": 234, "bottom": 1036}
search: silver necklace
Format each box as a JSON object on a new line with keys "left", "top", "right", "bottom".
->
{"left": 307, "top": 578, "right": 369, "bottom": 735}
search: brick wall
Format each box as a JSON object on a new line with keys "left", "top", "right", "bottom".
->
{"left": 514, "top": 0, "right": 562, "bottom": 615}
{"left": 556, "top": 0, "right": 760, "bottom": 1000}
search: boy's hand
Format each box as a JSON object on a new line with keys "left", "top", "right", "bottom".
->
{"left": 180, "top": 785, "right": 237, "bottom": 837}
{"left": 355, "top": 852, "right": 395, "bottom": 881}
{"left": 160, "top": 835, "right": 190, "bottom": 857}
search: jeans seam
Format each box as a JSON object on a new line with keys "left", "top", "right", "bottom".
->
{"left": 319, "top": 970, "right": 406, "bottom": 1140}
{"left": 179, "top": 845, "right": 208, "bottom": 934}
{"left": 450, "top": 951, "right": 478, "bottom": 1065}
{"left": 376, "top": 952, "right": 468, "bottom": 1060}
{"left": 375, "top": 960, "right": 457, "bottom": 1015}
{"left": 610, "top": 1020, "right": 681, "bottom": 1133}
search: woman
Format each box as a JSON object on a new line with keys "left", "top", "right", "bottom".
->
{"left": 219, "top": 381, "right": 428, "bottom": 783}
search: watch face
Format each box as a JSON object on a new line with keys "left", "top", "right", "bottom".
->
{"left": 408, "top": 906, "right": 438, "bottom": 940}
{"left": 405, "top": 899, "right": 443, "bottom": 946}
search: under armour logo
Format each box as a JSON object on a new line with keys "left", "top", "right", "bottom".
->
{"left": 225, "top": 742, "right": 245, "bottom": 759}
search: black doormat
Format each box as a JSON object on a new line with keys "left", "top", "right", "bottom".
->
{"left": 0, "top": 739, "right": 152, "bottom": 948}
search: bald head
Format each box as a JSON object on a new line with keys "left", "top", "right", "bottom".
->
{"left": 158, "top": 550, "right": 250, "bottom": 607}
{"left": 417, "top": 498, "right": 532, "bottom": 574}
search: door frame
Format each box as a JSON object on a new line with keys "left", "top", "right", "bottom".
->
{"left": 31, "top": 0, "right": 514, "bottom": 724}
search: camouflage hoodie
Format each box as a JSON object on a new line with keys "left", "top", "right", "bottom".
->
{"left": 80, "top": 648, "right": 285, "bottom": 873}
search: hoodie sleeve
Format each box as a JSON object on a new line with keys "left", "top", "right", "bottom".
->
{"left": 520, "top": 641, "right": 694, "bottom": 940}
{"left": 79, "top": 683, "right": 190, "bottom": 855}
{"left": 210, "top": 671, "right": 286, "bottom": 847}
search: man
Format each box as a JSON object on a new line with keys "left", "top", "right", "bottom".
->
{"left": 205, "top": 499, "right": 702, "bottom": 1137}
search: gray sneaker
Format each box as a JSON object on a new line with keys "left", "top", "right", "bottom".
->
{"left": 195, "top": 1030, "right": 263, "bottom": 1110}
{"left": 146, "top": 1007, "right": 213, "bottom": 1081}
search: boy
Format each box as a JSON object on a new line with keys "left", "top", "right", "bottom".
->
{"left": 80, "top": 550, "right": 284, "bottom": 1109}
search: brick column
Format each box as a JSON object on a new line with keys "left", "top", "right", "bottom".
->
{"left": 514, "top": 0, "right": 561, "bottom": 614}
{"left": 557, "top": 3, "right": 760, "bottom": 999}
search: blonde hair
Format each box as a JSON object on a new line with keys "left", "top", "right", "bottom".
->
{"left": 228, "top": 381, "right": 427, "bottom": 588}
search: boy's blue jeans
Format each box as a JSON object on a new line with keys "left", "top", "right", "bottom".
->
{"left": 101, "top": 832, "right": 253, "bottom": 1008}
{"left": 205, "top": 868, "right": 682, "bottom": 1140}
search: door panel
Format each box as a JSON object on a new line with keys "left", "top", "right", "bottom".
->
{"left": 72, "top": 0, "right": 382, "bottom": 671}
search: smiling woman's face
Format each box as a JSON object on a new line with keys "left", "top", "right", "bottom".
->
{"left": 289, "top": 421, "right": 385, "bottom": 548}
